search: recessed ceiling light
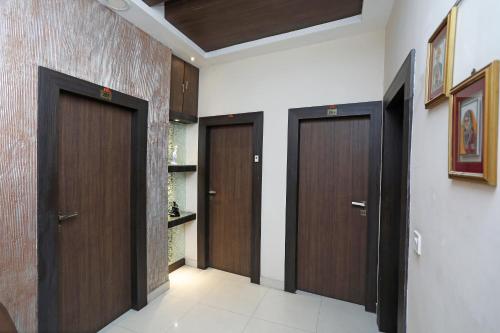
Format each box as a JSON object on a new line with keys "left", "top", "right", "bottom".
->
{"left": 190, "top": 57, "right": 196, "bottom": 62}
{"left": 100, "top": 0, "right": 130, "bottom": 11}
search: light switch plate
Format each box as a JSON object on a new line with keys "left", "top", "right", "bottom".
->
{"left": 413, "top": 230, "right": 422, "bottom": 256}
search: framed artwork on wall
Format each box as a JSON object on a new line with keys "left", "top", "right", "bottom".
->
{"left": 425, "top": 6, "right": 458, "bottom": 109}
{"left": 449, "top": 61, "right": 499, "bottom": 186}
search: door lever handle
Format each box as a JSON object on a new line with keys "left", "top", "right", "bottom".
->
{"left": 351, "top": 201, "right": 366, "bottom": 208}
{"left": 208, "top": 190, "right": 216, "bottom": 195}
{"left": 58, "top": 212, "right": 79, "bottom": 223}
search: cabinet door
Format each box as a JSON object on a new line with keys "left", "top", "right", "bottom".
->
{"left": 183, "top": 62, "right": 199, "bottom": 117}
{"left": 170, "top": 55, "right": 185, "bottom": 114}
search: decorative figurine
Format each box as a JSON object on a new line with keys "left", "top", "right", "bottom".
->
{"left": 169, "top": 201, "right": 181, "bottom": 217}
{"left": 171, "top": 145, "right": 178, "bottom": 165}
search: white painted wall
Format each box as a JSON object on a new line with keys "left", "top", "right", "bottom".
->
{"left": 385, "top": 0, "right": 500, "bottom": 332}
{"left": 184, "top": 31, "right": 385, "bottom": 286}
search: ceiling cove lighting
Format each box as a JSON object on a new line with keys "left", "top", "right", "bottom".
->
{"left": 100, "top": 0, "right": 130, "bottom": 11}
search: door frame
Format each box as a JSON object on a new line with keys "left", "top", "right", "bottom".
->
{"left": 284, "top": 102, "right": 382, "bottom": 312}
{"left": 377, "top": 50, "right": 415, "bottom": 333}
{"left": 37, "top": 67, "right": 148, "bottom": 332}
{"left": 197, "top": 112, "right": 264, "bottom": 284}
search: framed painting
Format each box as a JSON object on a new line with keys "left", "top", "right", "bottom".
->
{"left": 425, "top": 6, "right": 457, "bottom": 109}
{"left": 449, "top": 61, "right": 499, "bottom": 185}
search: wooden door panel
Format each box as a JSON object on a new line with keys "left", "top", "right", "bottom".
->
{"left": 170, "top": 55, "right": 185, "bottom": 114}
{"left": 297, "top": 117, "right": 370, "bottom": 304}
{"left": 58, "top": 92, "right": 132, "bottom": 332}
{"left": 208, "top": 125, "right": 252, "bottom": 276}
{"left": 183, "top": 62, "right": 199, "bottom": 117}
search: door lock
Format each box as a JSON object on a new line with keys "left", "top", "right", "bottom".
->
{"left": 351, "top": 201, "right": 367, "bottom": 217}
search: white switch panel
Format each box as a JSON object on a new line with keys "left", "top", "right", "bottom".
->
{"left": 413, "top": 230, "right": 422, "bottom": 256}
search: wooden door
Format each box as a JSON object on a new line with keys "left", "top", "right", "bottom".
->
{"left": 297, "top": 116, "right": 370, "bottom": 304}
{"left": 208, "top": 125, "right": 253, "bottom": 277}
{"left": 183, "top": 62, "right": 199, "bottom": 117}
{"left": 57, "top": 92, "right": 132, "bottom": 332}
{"left": 170, "top": 55, "right": 185, "bottom": 114}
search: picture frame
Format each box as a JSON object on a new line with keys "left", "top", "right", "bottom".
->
{"left": 448, "top": 61, "right": 499, "bottom": 186}
{"left": 425, "top": 6, "right": 457, "bottom": 109}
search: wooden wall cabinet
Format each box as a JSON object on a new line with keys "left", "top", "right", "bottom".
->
{"left": 170, "top": 55, "right": 199, "bottom": 123}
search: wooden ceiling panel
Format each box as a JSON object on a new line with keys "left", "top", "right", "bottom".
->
{"left": 164, "top": 0, "right": 363, "bottom": 52}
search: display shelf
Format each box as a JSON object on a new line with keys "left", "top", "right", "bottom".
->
{"left": 168, "top": 211, "right": 196, "bottom": 229}
{"left": 168, "top": 165, "right": 197, "bottom": 172}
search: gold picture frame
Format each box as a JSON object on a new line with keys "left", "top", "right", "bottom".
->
{"left": 448, "top": 61, "right": 499, "bottom": 185}
{"left": 425, "top": 6, "right": 457, "bottom": 109}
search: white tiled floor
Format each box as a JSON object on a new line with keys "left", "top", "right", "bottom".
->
{"left": 99, "top": 266, "right": 379, "bottom": 333}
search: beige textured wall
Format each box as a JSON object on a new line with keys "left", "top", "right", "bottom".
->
{"left": 0, "top": 1, "right": 171, "bottom": 331}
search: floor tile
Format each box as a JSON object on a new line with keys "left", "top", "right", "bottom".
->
{"left": 200, "top": 279, "right": 268, "bottom": 315}
{"left": 243, "top": 318, "right": 308, "bottom": 333}
{"left": 102, "top": 267, "right": 378, "bottom": 333}
{"left": 113, "top": 294, "right": 197, "bottom": 333}
{"left": 166, "top": 304, "right": 250, "bottom": 333}
{"left": 199, "top": 267, "right": 251, "bottom": 284}
{"left": 98, "top": 323, "right": 135, "bottom": 333}
{"left": 253, "top": 289, "right": 321, "bottom": 332}
{"left": 317, "top": 297, "right": 379, "bottom": 333}
{"left": 167, "top": 267, "right": 222, "bottom": 301}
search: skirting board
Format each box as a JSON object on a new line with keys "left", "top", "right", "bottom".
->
{"left": 260, "top": 276, "right": 284, "bottom": 290}
{"left": 184, "top": 258, "right": 284, "bottom": 291}
{"left": 147, "top": 281, "right": 170, "bottom": 303}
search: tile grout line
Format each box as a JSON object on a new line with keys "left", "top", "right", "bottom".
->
{"left": 251, "top": 289, "right": 318, "bottom": 333}
{"left": 239, "top": 284, "right": 270, "bottom": 332}
{"left": 315, "top": 296, "right": 324, "bottom": 333}
{"left": 163, "top": 268, "right": 216, "bottom": 333}
{"left": 253, "top": 317, "right": 314, "bottom": 333}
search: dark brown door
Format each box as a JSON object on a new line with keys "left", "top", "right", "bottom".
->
{"left": 57, "top": 92, "right": 132, "bottom": 332}
{"left": 297, "top": 116, "right": 370, "bottom": 305}
{"left": 170, "top": 55, "right": 185, "bottom": 114}
{"left": 208, "top": 125, "right": 252, "bottom": 277}
{"left": 183, "top": 62, "right": 199, "bottom": 117}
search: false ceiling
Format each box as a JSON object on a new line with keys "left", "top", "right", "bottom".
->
{"left": 106, "top": 0, "right": 394, "bottom": 67}
{"left": 161, "top": 0, "right": 364, "bottom": 51}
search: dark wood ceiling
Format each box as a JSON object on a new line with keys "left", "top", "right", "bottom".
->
{"left": 163, "top": 0, "right": 364, "bottom": 52}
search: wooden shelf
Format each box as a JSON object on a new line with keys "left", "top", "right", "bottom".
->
{"left": 169, "top": 110, "right": 198, "bottom": 124}
{"left": 168, "top": 165, "right": 197, "bottom": 173}
{"left": 168, "top": 211, "right": 196, "bottom": 229}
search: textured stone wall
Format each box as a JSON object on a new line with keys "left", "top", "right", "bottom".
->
{"left": 0, "top": 1, "right": 171, "bottom": 331}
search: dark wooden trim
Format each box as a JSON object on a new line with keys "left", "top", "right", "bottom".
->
{"left": 37, "top": 67, "right": 148, "bottom": 332}
{"left": 197, "top": 112, "right": 264, "bottom": 284}
{"left": 168, "top": 165, "right": 197, "bottom": 172}
{"left": 378, "top": 50, "right": 415, "bottom": 333}
{"left": 168, "top": 258, "right": 186, "bottom": 273}
{"left": 143, "top": 0, "right": 165, "bottom": 6}
{"left": 168, "top": 212, "right": 197, "bottom": 229}
{"left": 284, "top": 102, "right": 382, "bottom": 312}
{"left": 170, "top": 110, "right": 198, "bottom": 124}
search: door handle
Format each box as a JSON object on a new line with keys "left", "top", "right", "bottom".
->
{"left": 58, "top": 212, "right": 79, "bottom": 223}
{"left": 351, "top": 201, "right": 366, "bottom": 208}
{"left": 208, "top": 190, "right": 216, "bottom": 195}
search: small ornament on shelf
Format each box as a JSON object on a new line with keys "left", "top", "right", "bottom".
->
{"left": 171, "top": 145, "right": 178, "bottom": 165}
{"left": 169, "top": 201, "right": 181, "bottom": 217}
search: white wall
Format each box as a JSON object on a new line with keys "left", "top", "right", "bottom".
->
{"left": 385, "top": 0, "right": 500, "bottom": 332}
{"left": 185, "top": 31, "right": 385, "bottom": 285}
